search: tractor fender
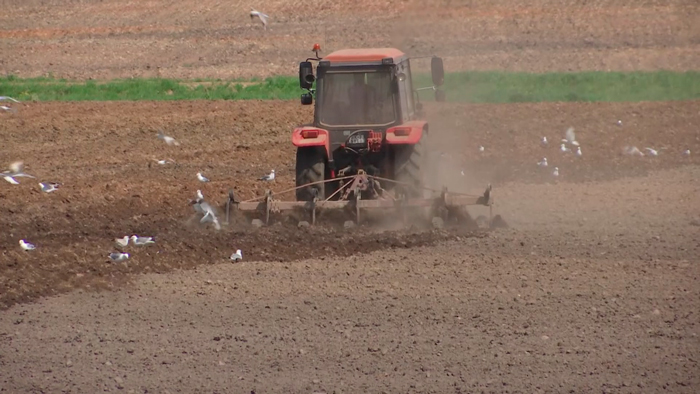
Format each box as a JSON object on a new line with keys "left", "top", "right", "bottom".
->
{"left": 292, "top": 126, "right": 331, "bottom": 158}
{"left": 385, "top": 121, "right": 428, "bottom": 144}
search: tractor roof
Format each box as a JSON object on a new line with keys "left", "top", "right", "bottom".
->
{"left": 322, "top": 48, "right": 406, "bottom": 64}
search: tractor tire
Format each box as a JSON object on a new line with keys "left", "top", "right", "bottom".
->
{"left": 394, "top": 130, "right": 428, "bottom": 198}
{"left": 295, "top": 147, "right": 326, "bottom": 201}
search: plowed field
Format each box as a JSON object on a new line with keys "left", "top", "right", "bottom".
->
{"left": 1, "top": 1, "right": 700, "bottom": 393}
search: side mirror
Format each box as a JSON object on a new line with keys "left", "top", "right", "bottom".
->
{"left": 301, "top": 93, "right": 313, "bottom": 105}
{"left": 435, "top": 89, "right": 446, "bottom": 102}
{"left": 299, "top": 61, "right": 315, "bottom": 90}
{"left": 431, "top": 56, "right": 444, "bottom": 87}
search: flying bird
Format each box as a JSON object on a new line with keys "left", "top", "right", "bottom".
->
{"left": 39, "top": 182, "right": 60, "bottom": 193}
{"left": 19, "top": 239, "right": 35, "bottom": 251}
{"left": 157, "top": 129, "right": 180, "bottom": 146}
{"left": 108, "top": 252, "right": 130, "bottom": 262}
{"left": 154, "top": 158, "right": 175, "bottom": 165}
{"left": 250, "top": 8, "right": 269, "bottom": 30}
{"left": 198, "top": 201, "right": 221, "bottom": 230}
{"left": 259, "top": 169, "right": 275, "bottom": 181}
{"left": 537, "top": 158, "right": 548, "bottom": 167}
{"left": 131, "top": 235, "right": 155, "bottom": 245}
{"left": 0, "top": 96, "right": 20, "bottom": 103}
{"left": 230, "top": 249, "right": 243, "bottom": 261}
{"left": 115, "top": 236, "right": 129, "bottom": 248}
{"left": 623, "top": 146, "right": 644, "bottom": 156}
{"left": 0, "top": 105, "right": 17, "bottom": 113}
{"left": 563, "top": 127, "right": 580, "bottom": 146}
{"left": 196, "top": 172, "right": 210, "bottom": 183}
{"left": 644, "top": 147, "right": 658, "bottom": 156}
{"left": 2, "top": 161, "right": 35, "bottom": 184}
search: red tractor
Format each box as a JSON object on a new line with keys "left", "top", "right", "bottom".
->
{"left": 292, "top": 45, "right": 446, "bottom": 202}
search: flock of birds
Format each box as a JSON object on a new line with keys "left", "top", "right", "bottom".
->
{"left": 4, "top": 125, "right": 277, "bottom": 263}
{"left": 465, "top": 121, "right": 692, "bottom": 180}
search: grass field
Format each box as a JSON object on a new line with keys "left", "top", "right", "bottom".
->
{"left": 1, "top": 71, "right": 698, "bottom": 103}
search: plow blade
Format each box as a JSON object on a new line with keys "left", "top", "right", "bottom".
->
{"left": 225, "top": 179, "right": 493, "bottom": 227}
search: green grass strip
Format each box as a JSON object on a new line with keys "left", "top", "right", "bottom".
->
{"left": 1, "top": 71, "right": 698, "bottom": 103}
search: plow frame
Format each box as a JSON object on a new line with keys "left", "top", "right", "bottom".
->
{"left": 225, "top": 172, "right": 493, "bottom": 227}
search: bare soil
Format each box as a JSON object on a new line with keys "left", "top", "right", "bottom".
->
{"left": 1, "top": 1, "right": 700, "bottom": 393}
{"left": 1, "top": 0, "right": 699, "bottom": 79}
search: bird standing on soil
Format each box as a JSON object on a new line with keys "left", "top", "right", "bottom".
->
{"left": 197, "top": 172, "right": 210, "bottom": 182}
{"left": 576, "top": 146, "right": 582, "bottom": 157}
{"left": 560, "top": 143, "right": 570, "bottom": 153}
{"left": 39, "top": 182, "right": 61, "bottom": 193}
{"left": 157, "top": 129, "right": 180, "bottom": 146}
{"left": 478, "top": 145, "right": 485, "bottom": 153}
{"left": 108, "top": 252, "right": 130, "bottom": 262}
{"left": 131, "top": 235, "right": 155, "bottom": 246}
{"left": 19, "top": 239, "right": 35, "bottom": 251}
{"left": 115, "top": 236, "right": 129, "bottom": 248}
{"left": 196, "top": 189, "right": 204, "bottom": 203}
{"left": 541, "top": 136, "right": 548, "bottom": 147}
{"left": 552, "top": 167, "right": 559, "bottom": 177}
{"left": 537, "top": 157, "right": 548, "bottom": 167}
{"left": 230, "top": 249, "right": 243, "bottom": 261}
{"left": 250, "top": 8, "right": 269, "bottom": 30}
{"left": 683, "top": 149, "right": 691, "bottom": 156}
{"left": 259, "top": 169, "right": 275, "bottom": 181}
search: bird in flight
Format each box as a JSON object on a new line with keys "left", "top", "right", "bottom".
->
{"left": 250, "top": 8, "right": 269, "bottom": 30}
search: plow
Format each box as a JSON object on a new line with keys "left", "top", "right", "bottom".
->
{"left": 224, "top": 171, "right": 494, "bottom": 229}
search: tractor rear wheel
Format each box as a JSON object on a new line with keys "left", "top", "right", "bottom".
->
{"left": 295, "top": 147, "right": 326, "bottom": 201}
{"left": 394, "top": 131, "right": 428, "bottom": 198}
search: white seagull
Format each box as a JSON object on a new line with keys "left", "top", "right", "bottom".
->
{"left": 157, "top": 129, "right": 180, "bottom": 146}
{"left": 259, "top": 169, "right": 275, "bottom": 181}
{"left": 39, "top": 182, "right": 60, "bottom": 193}
{"left": 0, "top": 105, "right": 17, "bottom": 113}
{"left": 131, "top": 235, "right": 155, "bottom": 245}
{"left": 644, "top": 147, "right": 658, "bottom": 156}
{"left": 196, "top": 189, "right": 204, "bottom": 203}
{"left": 196, "top": 172, "right": 210, "bottom": 182}
{"left": 575, "top": 146, "right": 582, "bottom": 157}
{"left": 0, "top": 96, "right": 20, "bottom": 103}
{"left": 563, "top": 127, "right": 580, "bottom": 146}
{"left": 683, "top": 149, "right": 691, "bottom": 156}
{"left": 154, "top": 158, "right": 175, "bottom": 165}
{"left": 2, "top": 161, "right": 36, "bottom": 184}
{"left": 250, "top": 8, "right": 269, "bottom": 30}
{"left": 537, "top": 157, "right": 548, "bottom": 167}
{"left": 478, "top": 145, "right": 485, "bottom": 153}
{"left": 115, "top": 236, "right": 129, "bottom": 248}
{"left": 108, "top": 252, "right": 130, "bottom": 262}
{"left": 560, "top": 143, "right": 570, "bottom": 153}
{"left": 19, "top": 239, "right": 36, "bottom": 251}
{"left": 552, "top": 167, "right": 559, "bottom": 177}
{"left": 541, "top": 136, "right": 548, "bottom": 147}
{"left": 230, "top": 249, "right": 243, "bottom": 261}
{"left": 198, "top": 201, "right": 222, "bottom": 230}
